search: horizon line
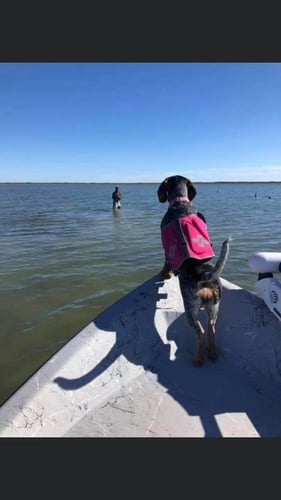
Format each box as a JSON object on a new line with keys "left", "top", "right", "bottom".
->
{"left": 0, "top": 181, "right": 281, "bottom": 185}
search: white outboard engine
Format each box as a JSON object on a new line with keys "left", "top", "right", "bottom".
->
{"left": 249, "top": 252, "right": 281, "bottom": 321}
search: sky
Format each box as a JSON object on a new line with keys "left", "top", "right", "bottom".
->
{"left": 0, "top": 62, "right": 281, "bottom": 183}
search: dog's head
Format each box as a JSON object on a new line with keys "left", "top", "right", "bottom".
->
{"left": 157, "top": 175, "right": 197, "bottom": 203}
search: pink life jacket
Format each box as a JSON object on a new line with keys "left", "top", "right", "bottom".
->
{"left": 161, "top": 213, "right": 215, "bottom": 271}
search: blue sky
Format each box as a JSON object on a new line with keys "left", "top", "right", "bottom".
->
{"left": 1, "top": 62, "right": 281, "bottom": 183}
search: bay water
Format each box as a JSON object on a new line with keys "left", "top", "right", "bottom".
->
{"left": 1, "top": 181, "right": 280, "bottom": 405}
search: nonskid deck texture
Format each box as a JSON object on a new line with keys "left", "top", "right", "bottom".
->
{"left": 1, "top": 275, "right": 281, "bottom": 437}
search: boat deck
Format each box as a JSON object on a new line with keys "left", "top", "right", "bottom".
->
{"left": 1, "top": 275, "right": 281, "bottom": 437}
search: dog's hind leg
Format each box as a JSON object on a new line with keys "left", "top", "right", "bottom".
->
{"left": 207, "top": 321, "right": 218, "bottom": 360}
{"left": 192, "top": 319, "right": 206, "bottom": 366}
{"left": 182, "top": 306, "right": 206, "bottom": 366}
{"left": 205, "top": 300, "right": 220, "bottom": 361}
{"left": 179, "top": 276, "right": 206, "bottom": 366}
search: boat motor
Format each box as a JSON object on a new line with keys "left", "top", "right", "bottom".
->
{"left": 249, "top": 252, "right": 281, "bottom": 321}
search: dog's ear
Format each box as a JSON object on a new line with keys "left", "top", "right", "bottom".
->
{"left": 186, "top": 179, "right": 196, "bottom": 201}
{"left": 157, "top": 178, "right": 169, "bottom": 203}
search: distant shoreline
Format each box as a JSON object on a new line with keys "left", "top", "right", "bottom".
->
{"left": 1, "top": 181, "right": 281, "bottom": 185}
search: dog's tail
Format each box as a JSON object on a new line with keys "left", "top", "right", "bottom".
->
{"left": 198, "top": 237, "right": 230, "bottom": 285}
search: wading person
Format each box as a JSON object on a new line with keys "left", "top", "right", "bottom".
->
{"left": 112, "top": 185, "right": 122, "bottom": 209}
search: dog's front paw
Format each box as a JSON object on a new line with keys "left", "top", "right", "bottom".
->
{"left": 160, "top": 261, "right": 173, "bottom": 280}
{"left": 160, "top": 270, "right": 173, "bottom": 280}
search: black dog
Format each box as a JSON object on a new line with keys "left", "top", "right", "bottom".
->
{"left": 158, "top": 175, "right": 197, "bottom": 279}
{"left": 157, "top": 175, "right": 230, "bottom": 366}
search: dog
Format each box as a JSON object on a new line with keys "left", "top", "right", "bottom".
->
{"left": 157, "top": 175, "right": 230, "bottom": 366}
{"left": 158, "top": 175, "right": 197, "bottom": 279}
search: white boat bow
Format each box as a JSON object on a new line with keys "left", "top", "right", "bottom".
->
{"left": 1, "top": 274, "right": 281, "bottom": 437}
